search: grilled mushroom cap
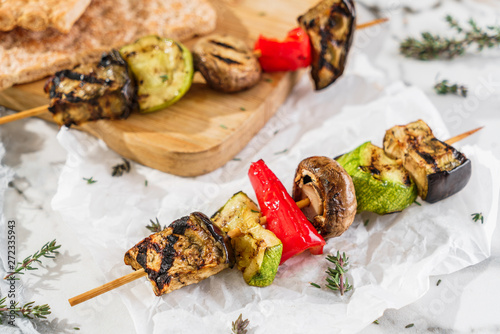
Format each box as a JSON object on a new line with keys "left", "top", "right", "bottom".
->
{"left": 293, "top": 156, "right": 357, "bottom": 239}
{"left": 193, "top": 34, "right": 261, "bottom": 93}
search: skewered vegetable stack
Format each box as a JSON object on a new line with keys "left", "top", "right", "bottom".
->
{"left": 335, "top": 120, "right": 471, "bottom": 215}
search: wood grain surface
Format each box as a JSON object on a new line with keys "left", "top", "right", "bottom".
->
{"left": 0, "top": 0, "right": 316, "bottom": 176}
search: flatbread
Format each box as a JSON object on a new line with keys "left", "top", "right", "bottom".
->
{"left": 0, "top": 0, "right": 217, "bottom": 91}
{"left": 0, "top": 0, "right": 91, "bottom": 33}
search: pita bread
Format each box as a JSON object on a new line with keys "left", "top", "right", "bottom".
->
{"left": 0, "top": 0, "right": 217, "bottom": 91}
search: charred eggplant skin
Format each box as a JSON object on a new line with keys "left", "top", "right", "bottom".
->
{"left": 297, "top": 0, "right": 356, "bottom": 90}
{"left": 124, "top": 212, "right": 233, "bottom": 296}
{"left": 383, "top": 120, "right": 471, "bottom": 203}
{"left": 426, "top": 159, "right": 471, "bottom": 203}
{"left": 45, "top": 50, "right": 137, "bottom": 127}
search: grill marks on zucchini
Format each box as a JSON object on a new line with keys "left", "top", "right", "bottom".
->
{"left": 124, "top": 212, "right": 231, "bottom": 296}
{"left": 298, "top": 0, "right": 356, "bottom": 90}
{"left": 119, "top": 35, "right": 194, "bottom": 113}
{"left": 383, "top": 120, "right": 471, "bottom": 203}
{"left": 211, "top": 192, "right": 282, "bottom": 287}
{"left": 336, "top": 142, "right": 417, "bottom": 215}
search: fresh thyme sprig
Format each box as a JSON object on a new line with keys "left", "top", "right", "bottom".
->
{"left": 111, "top": 158, "right": 131, "bottom": 177}
{"left": 325, "top": 251, "right": 352, "bottom": 296}
{"left": 400, "top": 15, "right": 500, "bottom": 60}
{"left": 471, "top": 212, "right": 484, "bottom": 224}
{"left": 231, "top": 314, "right": 250, "bottom": 334}
{"left": 0, "top": 296, "right": 51, "bottom": 323}
{"left": 146, "top": 218, "right": 164, "bottom": 233}
{"left": 434, "top": 79, "right": 468, "bottom": 97}
{"left": 4, "top": 240, "right": 61, "bottom": 280}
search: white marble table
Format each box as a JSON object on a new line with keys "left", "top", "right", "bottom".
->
{"left": 1, "top": 0, "right": 499, "bottom": 333}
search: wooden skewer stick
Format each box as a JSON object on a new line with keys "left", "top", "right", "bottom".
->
{"left": 68, "top": 126, "right": 483, "bottom": 307}
{"left": 70, "top": 196, "right": 312, "bottom": 306}
{"left": 0, "top": 105, "right": 49, "bottom": 125}
{"left": 444, "top": 126, "right": 483, "bottom": 145}
{"left": 356, "top": 17, "right": 389, "bottom": 30}
{"left": 68, "top": 268, "right": 146, "bottom": 307}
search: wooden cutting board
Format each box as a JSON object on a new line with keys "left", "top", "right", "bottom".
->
{"left": 0, "top": 0, "right": 315, "bottom": 176}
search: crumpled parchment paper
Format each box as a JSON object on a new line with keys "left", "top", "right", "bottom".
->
{"left": 52, "top": 54, "right": 499, "bottom": 334}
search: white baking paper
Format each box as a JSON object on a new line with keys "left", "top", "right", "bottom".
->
{"left": 52, "top": 54, "right": 500, "bottom": 334}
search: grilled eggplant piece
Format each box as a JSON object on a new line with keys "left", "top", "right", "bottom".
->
{"left": 44, "top": 50, "right": 137, "bottom": 127}
{"left": 293, "top": 156, "right": 357, "bottom": 239}
{"left": 193, "top": 34, "right": 261, "bottom": 93}
{"left": 211, "top": 192, "right": 282, "bottom": 287}
{"left": 124, "top": 212, "right": 233, "bottom": 296}
{"left": 120, "top": 35, "right": 194, "bottom": 113}
{"left": 336, "top": 142, "right": 418, "bottom": 215}
{"left": 383, "top": 120, "right": 471, "bottom": 203}
{"left": 298, "top": 0, "right": 356, "bottom": 90}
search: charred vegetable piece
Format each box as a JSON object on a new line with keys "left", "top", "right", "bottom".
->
{"left": 248, "top": 159, "right": 325, "bottom": 264}
{"left": 44, "top": 50, "right": 137, "bottom": 127}
{"left": 336, "top": 142, "right": 418, "bottom": 215}
{"left": 124, "top": 212, "right": 233, "bottom": 296}
{"left": 254, "top": 27, "right": 311, "bottom": 72}
{"left": 211, "top": 192, "right": 282, "bottom": 287}
{"left": 298, "top": 0, "right": 356, "bottom": 90}
{"left": 293, "top": 156, "right": 357, "bottom": 238}
{"left": 383, "top": 120, "right": 471, "bottom": 203}
{"left": 119, "top": 35, "right": 194, "bottom": 113}
{"left": 193, "top": 34, "right": 261, "bottom": 93}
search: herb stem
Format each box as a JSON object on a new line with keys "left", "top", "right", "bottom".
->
{"left": 4, "top": 240, "right": 61, "bottom": 280}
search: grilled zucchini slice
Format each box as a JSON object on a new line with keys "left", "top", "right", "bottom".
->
{"left": 211, "top": 192, "right": 282, "bottom": 287}
{"left": 336, "top": 142, "right": 418, "bottom": 214}
{"left": 383, "top": 120, "right": 471, "bottom": 203}
{"left": 119, "top": 35, "right": 194, "bottom": 113}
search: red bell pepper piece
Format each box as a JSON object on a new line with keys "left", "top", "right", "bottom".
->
{"left": 248, "top": 159, "right": 325, "bottom": 264}
{"left": 254, "top": 27, "right": 311, "bottom": 72}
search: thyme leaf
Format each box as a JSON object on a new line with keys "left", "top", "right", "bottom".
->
{"left": 231, "top": 314, "right": 250, "bottom": 334}
{"left": 471, "top": 212, "right": 484, "bottom": 224}
{"left": 146, "top": 218, "right": 164, "bottom": 233}
{"left": 434, "top": 79, "right": 468, "bottom": 97}
{"left": 0, "top": 297, "right": 51, "bottom": 323}
{"left": 325, "top": 251, "right": 352, "bottom": 296}
{"left": 4, "top": 240, "right": 61, "bottom": 280}
{"left": 83, "top": 177, "right": 97, "bottom": 184}
{"left": 400, "top": 15, "right": 500, "bottom": 60}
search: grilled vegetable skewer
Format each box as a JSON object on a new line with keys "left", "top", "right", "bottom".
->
{"left": 335, "top": 122, "right": 479, "bottom": 216}
{"left": 0, "top": 17, "right": 388, "bottom": 126}
{"left": 67, "top": 125, "right": 480, "bottom": 306}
